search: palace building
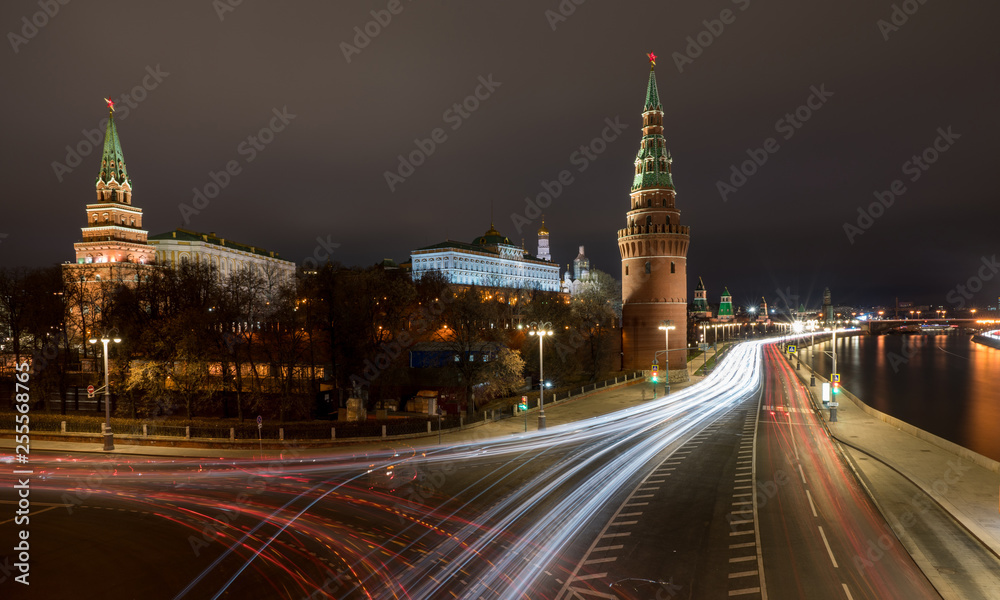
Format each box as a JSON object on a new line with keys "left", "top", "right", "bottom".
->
{"left": 149, "top": 229, "right": 295, "bottom": 281}
{"left": 618, "top": 54, "right": 690, "bottom": 372}
{"left": 410, "top": 223, "right": 560, "bottom": 292}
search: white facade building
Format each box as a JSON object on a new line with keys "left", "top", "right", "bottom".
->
{"left": 149, "top": 229, "right": 295, "bottom": 281}
{"left": 410, "top": 225, "right": 560, "bottom": 292}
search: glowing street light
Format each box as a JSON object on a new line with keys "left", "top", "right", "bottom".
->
{"left": 527, "top": 321, "right": 553, "bottom": 430}
{"left": 658, "top": 320, "right": 675, "bottom": 395}
{"left": 89, "top": 328, "right": 122, "bottom": 451}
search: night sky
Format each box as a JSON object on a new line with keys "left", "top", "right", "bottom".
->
{"left": 1, "top": 0, "right": 997, "bottom": 310}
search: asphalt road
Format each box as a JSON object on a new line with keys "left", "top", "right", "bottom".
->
{"left": 756, "top": 344, "right": 940, "bottom": 599}
{"left": 2, "top": 340, "right": 969, "bottom": 600}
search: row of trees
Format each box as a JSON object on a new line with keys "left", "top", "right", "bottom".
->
{"left": 0, "top": 261, "right": 622, "bottom": 421}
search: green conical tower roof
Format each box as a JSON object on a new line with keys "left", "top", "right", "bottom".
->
{"left": 644, "top": 64, "right": 662, "bottom": 112}
{"left": 632, "top": 57, "right": 674, "bottom": 191}
{"left": 96, "top": 102, "right": 131, "bottom": 189}
{"left": 718, "top": 286, "right": 734, "bottom": 317}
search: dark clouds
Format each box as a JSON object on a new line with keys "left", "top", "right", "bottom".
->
{"left": 1, "top": 0, "right": 997, "bottom": 308}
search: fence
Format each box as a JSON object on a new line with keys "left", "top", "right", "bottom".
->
{"left": 0, "top": 372, "right": 644, "bottom": 444}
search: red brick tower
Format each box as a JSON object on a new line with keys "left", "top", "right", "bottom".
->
{"left": 619, "top": 54, "right": 690, "bottom": 372}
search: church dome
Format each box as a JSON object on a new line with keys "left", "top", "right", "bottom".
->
{"left": 473, "top": 224, "right": 511, "bottom": 246}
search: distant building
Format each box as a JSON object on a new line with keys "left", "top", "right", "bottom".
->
{"left": 822, "top": 287, "right": 834, "bottom": 323}
{"left": 562, "top": 246, "right": 594, "bottom": 296}
{"left": 149, "top": 229, "right": 295, "bottom": 281}
{"left": 410, "top": 223, "right": 560, "bottom": 292}
{"left": 63, "top": 101, "right": 157, "bottom": 309}
{"left": 717, "top": 287, "right": 734, "bottom": 322}
{"left": 619, "top": 56, "right": 690, "bottom": 371}
{"left": 536, "top": 219, "right": 551, "bottom": 262}
{"left": 690, "top": 276, "right": 711, "bottom": 318}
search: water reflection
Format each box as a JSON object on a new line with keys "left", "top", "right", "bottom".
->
{"left": 804, "top": 333, "right": 1000, "bottom": 462}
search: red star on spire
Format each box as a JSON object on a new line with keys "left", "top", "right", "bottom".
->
{"left": 104, "top": 97, "right": 115, "bottom": 112}
{"left": 647, "top": 52, "right": 657, "bottom": 66}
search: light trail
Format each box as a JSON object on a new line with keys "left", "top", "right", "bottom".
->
{"left": 3, "top": 339, "right": 778, "bottom": 598}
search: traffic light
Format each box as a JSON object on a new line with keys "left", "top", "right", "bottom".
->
{"left": 651, "top": 363, "right": 659, "bottom": 383}
{"left": 519, "top": 396, "right": 528, "bottom": 411}
{"left": 832, "top": 373, "right": 841, "bottom": 394}
{"left": 832, "top": 381, "right": 840, "bottom": 395}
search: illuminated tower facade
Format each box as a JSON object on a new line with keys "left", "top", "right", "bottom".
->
{"left": 72, "top": 100, "right": 155, "bottom": 266}
{"left": 537, "top": 218, "right": 551, "bottom": 262}
{"left": 619, "top": 54, "right": 690, "bottom": 371}
{"left": 718, "top": 287, "right": 734, "bottom": 321}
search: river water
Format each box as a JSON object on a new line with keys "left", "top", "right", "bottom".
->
{"left": 801, "top": 333, "right": 1000, "bottom": 463}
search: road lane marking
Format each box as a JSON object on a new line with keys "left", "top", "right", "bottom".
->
{"left": 729, "top": 519, "right": 753, "bottom": 526}
{"left": 729, "top": 570, "right": 758, "bottom": 578}
{"left": 730, "top": 542, "right": 755, "bottom": 549}
{"left": 730, "top": 555, "right": 757, "bottom": 563}
{"left": 624, "top": 502, "right": 648, "bottom": 507}
{"left": 818, "top": 526, "right": 839, "bottom": 568}
{"left": 842, "top": 583, "right": 854, "bottom": 600}
{"left": 617, "top": 512, "right": 642, "bottom": 517}
{"left": 632, "top": 494, "right": 654, "bottom": 498}
{"left": 729, "top": 587, "right": 761, "bottom": 596}
{"left": 805, "top": 489, "right": 818, "bottom": 517}
{"left": 593, "top": 545, "right": 624, "bottom": 552}
{"left": 610, "top": 520, "right": 638, "bottom": 526}
{"left": 730, "top": 530, "right": 755, "bottom": 536}
{"left": 584, "top": 557, "right": 617, "bottom": 565}
{"left": 797, "top": 463, "right": 807, "bottom": 484}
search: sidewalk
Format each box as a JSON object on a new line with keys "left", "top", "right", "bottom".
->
{"left": 787, "top": 354, "right": 1000, "bottom": 561}
{"left": 1, "top": 372, "right": 707, "bottom": 459}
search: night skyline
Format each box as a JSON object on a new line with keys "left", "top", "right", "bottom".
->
{"left": 2, "top": 0, "right": 997, "bottom": 309}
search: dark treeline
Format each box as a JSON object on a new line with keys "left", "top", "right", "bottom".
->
{"left": 0, "top": 262, "right": 622, "bottom": 421}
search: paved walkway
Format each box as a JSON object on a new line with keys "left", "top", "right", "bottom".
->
{"left": 2, "top": 373, "right": 707, "bottom": 459}
{"left": 787, "top": 354, "right": 1000, "bottom": 594}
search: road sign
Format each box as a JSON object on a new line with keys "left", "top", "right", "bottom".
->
{"left": 87, "top": 385, "right": 95, "bottom": 398}
{"left": 256, "top": 415, "right": 263, "bottom": 430}
{"left": 821, "top": 382, "right": 831, "bottom": 402}
{"left": 832, "top": 373, "right": 840, "bottom": 383}
{"left": 788, "top": 345, "right": 797, "bottom": 354}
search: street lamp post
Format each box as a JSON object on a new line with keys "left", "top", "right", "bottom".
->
{"left": 528, "top": 321, "right": 553, "bottom": 430}
{"left": 89, "top": 329, "right": 121, "bottom": 451}
{"left": 658, "top": 320, "right": 675, "bottom": 395}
